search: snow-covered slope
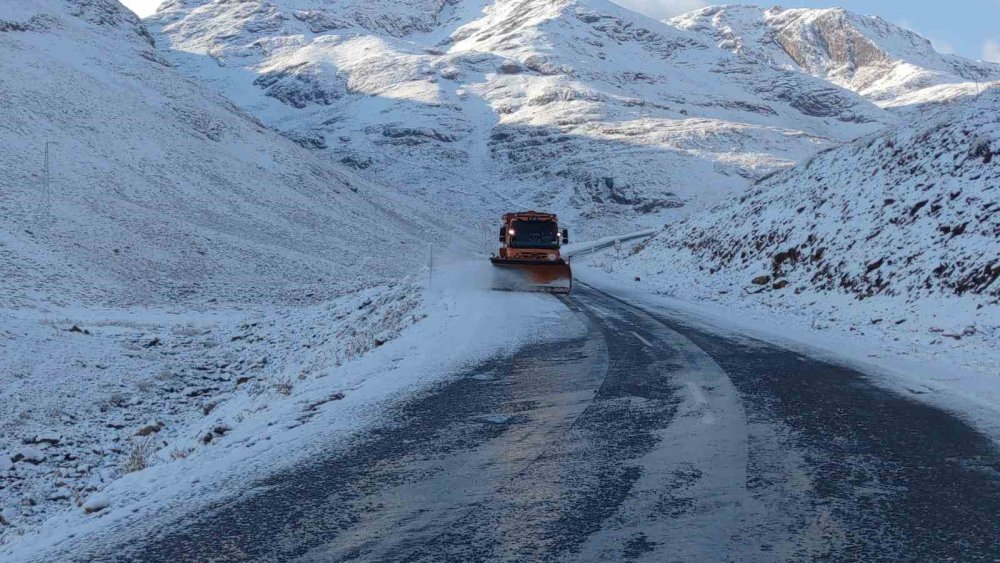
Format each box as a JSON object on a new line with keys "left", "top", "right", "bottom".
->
{"left": 0, "top": 0, "right": 463, "bottom": 543}
{"left": 147, "top": 0, "right": 893, "bottom": 235}
{"left": 671, "top": 5, "right": 1000, "bottom": 109}
{"left": 0, "top": 0, "right": 446, "bottom": 309}
{"left": 617, "top": 89, "right": 999, "bottom": 372}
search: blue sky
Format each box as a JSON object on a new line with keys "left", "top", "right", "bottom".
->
{"left": 120, "top": 0, "right": 161, "bottom": 18}
{"left": 121, "top": 0, "right": 998, "bottom": 62}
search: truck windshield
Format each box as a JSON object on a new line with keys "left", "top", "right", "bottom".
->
{"left": 510, "top": 220, "right": 559, "bottom": 248}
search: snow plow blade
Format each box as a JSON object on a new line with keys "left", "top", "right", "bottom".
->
{"left": 490, "top": 258, "right": 572, "bottom": 294}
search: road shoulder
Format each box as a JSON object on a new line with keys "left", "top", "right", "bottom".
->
{"left": 575, "top": 265, "right": 1000, "bottom": 444}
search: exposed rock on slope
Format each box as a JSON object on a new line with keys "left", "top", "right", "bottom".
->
{"left": 671, "top": 5, "right": 1000, "bottom": 108}
{"left": 0, "top": 0, "right": 445, "bottom": 308}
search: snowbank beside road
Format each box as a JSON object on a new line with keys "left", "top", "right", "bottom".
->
{"left": 0, "top": 282, "right": 422, "bottom": 548}
{"left": 1, "top": 264, "right": 582, "bottom": 561}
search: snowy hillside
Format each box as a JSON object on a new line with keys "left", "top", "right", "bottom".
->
{"left": 671, "top": 5, "right": 1000, "bottom": 109}
{"left": 0, "top": 0, "right": 447, "bottom": 310}
{"left": 147, "top": 0, "right": 894, "bottom": 235}
{"left": 0, "top": 0, "right": 458, "bottom": 542}
{"left": 616, "top": 89, "right": 999, "bottom": 373}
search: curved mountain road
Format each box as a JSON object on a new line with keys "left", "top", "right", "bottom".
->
{"left": 115, "top": 284, "right": 999, "bottom": 562}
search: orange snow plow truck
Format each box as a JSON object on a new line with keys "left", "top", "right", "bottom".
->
{"left": 491, "top": 211, "right": 572, "bottom": 294}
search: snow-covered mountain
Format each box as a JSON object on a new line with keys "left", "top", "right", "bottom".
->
{"left": 0, "top": 0, "right": 447, "bottom": 309}
{"left": 670, "top": 5, "right": 1000, "bottom": 109}
{"left": 146, "top": 0, "right": 897, "bottom": 235}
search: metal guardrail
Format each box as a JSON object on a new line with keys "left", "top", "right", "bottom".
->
{"left": 561, "top": 229, "right": 658, "bottom": 259}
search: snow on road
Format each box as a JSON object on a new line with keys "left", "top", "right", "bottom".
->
{"left": 92, "top": 282, "right": 1000, "bottom": 561}
{"left": 576, "top": 256, "right": 1000, "bottom": 443}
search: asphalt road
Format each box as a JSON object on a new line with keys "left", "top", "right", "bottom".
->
{"left": 119, "top": 284, "right": 1000, "bottom": 562}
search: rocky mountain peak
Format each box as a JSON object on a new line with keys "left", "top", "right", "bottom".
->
{"left": 672, "top": 4, "right": 1000, "bottom": 106}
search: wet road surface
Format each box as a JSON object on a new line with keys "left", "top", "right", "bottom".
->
{"left": 117, "top": 284, "right": 999, "bottom": 562}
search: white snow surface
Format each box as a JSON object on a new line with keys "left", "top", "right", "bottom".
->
{"left": 0, "top": 0, "right": 451, "bottom": 310}
{"left": 146, "top": 0, "right": 899, "bottom": 236}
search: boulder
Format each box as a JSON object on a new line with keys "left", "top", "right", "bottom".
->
{"left": 31, "top": 432, "right": 62, "bottom": 446}
{"left": 82, "top": 494, "right": 110, "bottom": 514}
{"left": 136, "top": 422, "right": 163, "bottom": 436}
{"left": 751, "top": 275, "right": 771, "bottom": 285}
{"left": 14, "top": 447, "right": 45, "bottom": 465}
{"left": 439, "top": 66, "right": 462, "bottom": 80}
{"left": 498, "top": 60, "right": 523, "bottom": 74}
{"left": 0, "top": 506, "right": 17, "bottom": 526}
